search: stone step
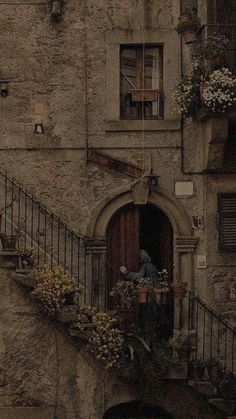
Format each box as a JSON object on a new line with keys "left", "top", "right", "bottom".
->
{"left": 208, "top": 398, "right": 235, "bottom": 415}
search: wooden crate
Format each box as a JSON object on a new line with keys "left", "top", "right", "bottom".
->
{"left": 131, "top": 89, "right": 159, "bottom": 102}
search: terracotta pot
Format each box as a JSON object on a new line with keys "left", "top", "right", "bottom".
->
{"left": 0, "top": 235, "right": 17, "bottom": 252}
{"left": 171, "top": 282, "right": 187, "bottom": 299}
{"left": 178, "top": 14, "right": 192, "bottom": 23}
{"left": 183, "top": 31, "right": 198, "bottom": 44}
{"left": 154, "top": 288, "right": 169, "bottom": 304}
{"left": 137, "top": 287, "right": 151, "bottom": 304}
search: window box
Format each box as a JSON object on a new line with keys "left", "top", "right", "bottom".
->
{"left": 131, "top": 89, "right": 159, "bottom": 102}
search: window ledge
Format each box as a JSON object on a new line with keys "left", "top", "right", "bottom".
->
{"left": 105, "top": 119, "right": 181, "bottom": 132}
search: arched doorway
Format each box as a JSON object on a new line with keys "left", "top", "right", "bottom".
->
{"left": 103, "top": 400, "right": 173, "bottom": 419}
{"left": 106, "top": 203, "right": 173, "bottom": 304}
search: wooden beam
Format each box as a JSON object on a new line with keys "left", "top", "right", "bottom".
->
{"left": 87, "top": 149, "right": 143, "bottom": 179}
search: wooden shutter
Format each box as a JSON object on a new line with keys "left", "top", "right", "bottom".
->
{"left": 106, "top": 205, "right": 140, "bottom": 308}
{"left": 218, "top": 193, "right": 236, "bottom": 251}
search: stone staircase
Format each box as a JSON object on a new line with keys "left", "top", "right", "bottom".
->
{"left": 0, "top": 170, "right": 235, "bottom": 418}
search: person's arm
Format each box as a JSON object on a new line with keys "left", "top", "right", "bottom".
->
{"left": 120, "top": 266, "right": 138, "bottom": 281}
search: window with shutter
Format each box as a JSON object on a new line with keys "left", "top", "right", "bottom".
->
{"left": 218, "top": 193, "right": 236, "bottom": 251}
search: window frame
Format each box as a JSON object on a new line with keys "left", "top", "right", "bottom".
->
{"left": 105, "top": 29, "right": 180, "bottom": 132}
{"left": 120, "top": 44, "right": 164, "bottom": 120}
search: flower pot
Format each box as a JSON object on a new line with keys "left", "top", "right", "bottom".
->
{"left": 0, "top": 234, "right": 17, "bottom": 252}
{"left": 131, "top": 89, "right": 159, "bottom": 102}
{"left": 183, "top": 31, "right": 198, "bottom": 44}
{"left": 154, "top": 288, "right": 169, "bottom": 304}
{"left": 171, "top": 283, "right": 187, "bottom": 299}
{"left": 178, "top": 14, "right": 192, "bottom": 23}
{"left": 137, "top": 287, "right": 151, "bottom": 304}
{"left": 176, "top": 346, "right": 192, "bottom": 361}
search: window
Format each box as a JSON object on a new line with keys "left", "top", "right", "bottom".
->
{"left": 207, "top": 0, "right": 236, "bottom": 75}
{"left": 218, "top": 193, "right": 236, "bottom": 251}
{"left": 120, "top": 45, "right": 163, "bottom": 120}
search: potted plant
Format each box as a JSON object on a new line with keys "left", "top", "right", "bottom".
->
{"left": 203, "top": 33, "right": 230, "bottom": 69}
{"left": 178, "top": 13, "right": 192, "bottom": 24}
{"left": 154, "top": 269, "right": 169, "bottom": 304}
{"left": 18, "top": 248, "right": 35, "bottom": 270}
{"left": 110, "top": 280, "right": 137, "bottom": 332}
{"left": 205, "top": 358, "right": 219, "bottom": 383}
{"left": 170, "top": 329, "right": 194, "bottom": 362}
{"left": 201, "top": 67, "right": 236, "bottom": 113}
{"left": 170, "top": 276, "right": 187, "bottom": 299}
{"left": 176, "top": 16, "right": 201, "bottom": 44}
{"left": 136, "top": 277, "right": 153, "bottom": 304}
{"left": 31, "top": 265, "right": 78, "bottom": 317}
{"left": 0, "top": 233, "right": 17, "bottom": 252}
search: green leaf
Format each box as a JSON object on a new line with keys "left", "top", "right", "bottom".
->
{"left": 133, "top": 336, "right": 151, "bottom": 352}
{"left": 127, "top": 342, "right": 134, "bottom": 360}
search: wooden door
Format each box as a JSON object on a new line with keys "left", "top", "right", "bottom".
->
{"left": 106, "top": 204, "right": 173, "bottom": 307}
{"left": 106, "top": 205, "right": 140, "bottom": 307}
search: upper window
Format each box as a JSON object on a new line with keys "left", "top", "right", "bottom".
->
{"left": 218, "top": 193, "right": 236, "bottom": 251}
{"left": 120, "top": 45, "right": 163, "bottom": 120}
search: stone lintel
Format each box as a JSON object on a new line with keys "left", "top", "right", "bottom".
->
{"left": 85, "top": 238, "right": 107, "bottom": 253}
{"left": 175, "top": 236, "right": 198, "bottom": 253}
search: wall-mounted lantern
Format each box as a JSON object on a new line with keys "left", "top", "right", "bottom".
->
{"left": 146, "top": 169, "right": 160, "bottom": 187}
{"left": 0, "top": 79, "right": 9, "bottom": 97}
{"left": 34, "top": 103, "right": 45, "bottom": 135}
{"left": 51, "top": 0, "right": 63, "bottom": 21}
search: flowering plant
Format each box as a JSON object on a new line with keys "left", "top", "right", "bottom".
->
{"left": 32, "top": 265, "right": 78, "bottom": 316}
{"left": 202, "top": 68, "right": 236, "bottom": 112}
{"left": 176, "top": 16, "right": 201, "bottom": 34}
{"left": 110, "top": 280, "right": 136, "bottom": 310}
{"left": 89, "top": 311, "right": 124, "bottom": 370}
{"left": 157, "top": 269, "right": 169, "bottom": 289}
{"left": 136, "top": 276, "right": 153, "bottom": 288}
{"left": 202, "top": 33, "right": 230, "bottom": 59}
{"left": 172, "top": 75, "right": 200, "bottom": 116}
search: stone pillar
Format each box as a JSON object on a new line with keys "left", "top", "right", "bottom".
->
{"left": 85, "top": 239, "right": 107, "bottom": 310}
{"left": 175, "top": 236, "right": 198, "bottom": 330}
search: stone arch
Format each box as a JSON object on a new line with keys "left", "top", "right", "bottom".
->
{"left": 85, "top": 184, "right": 198, "bottom": 319}
{"left": 87, "top": 184, "right": 193, "bottom": 238}
{"left": 103, "top": 400, "right": 173, "bottom": 418}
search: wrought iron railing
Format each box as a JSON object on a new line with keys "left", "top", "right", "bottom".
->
{"left": 0, "top": 170, "right": 82, "bottom": 285}
{"left": 188, "top": 292, "right": 236, "bottom": 376}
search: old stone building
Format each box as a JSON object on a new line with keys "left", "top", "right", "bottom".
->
{"left": 0, "top": 0, "right": 236, "bottom": 418}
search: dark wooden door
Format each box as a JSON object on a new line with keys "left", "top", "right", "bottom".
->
{"left": 107, "top": 205, "right": 140, "bottom": 307}
{"left": 106, "top": 204, "right": 173, "bottom": 306}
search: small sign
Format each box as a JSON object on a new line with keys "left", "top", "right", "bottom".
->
{"left": 175, "top": 181, "right": 194, "bottom": 196}
{"left": 197, "top": 255, "right": 207, "bottom": 269}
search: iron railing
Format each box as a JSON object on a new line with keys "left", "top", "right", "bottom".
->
{"left": 188, "top": 292, "right": 236, "bottom": 376}
{"left": 0, "top": 170, "right": 82, "bottom": 286}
